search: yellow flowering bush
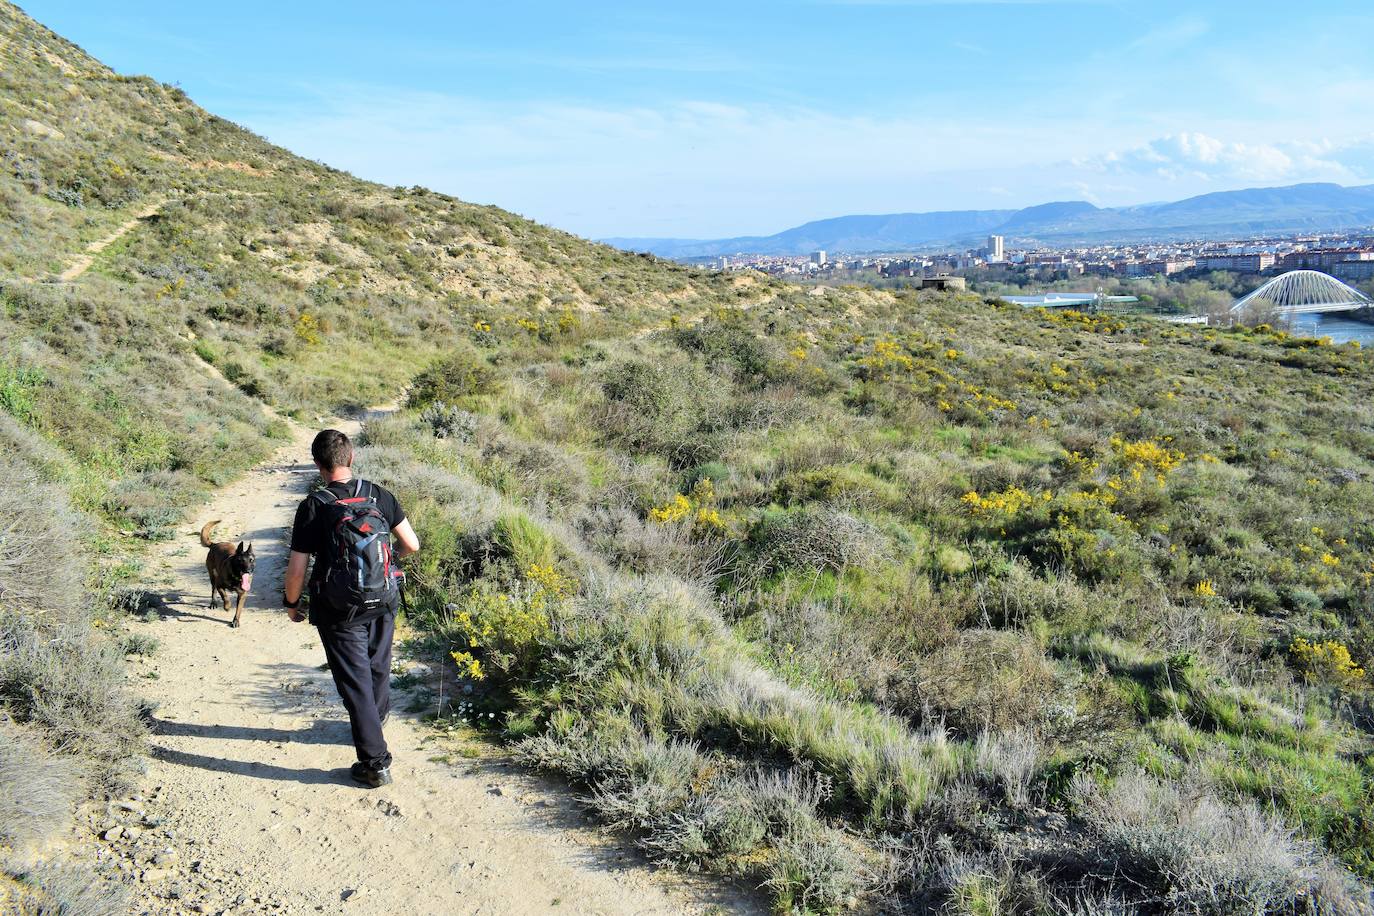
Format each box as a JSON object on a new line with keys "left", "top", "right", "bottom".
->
{"left": 1064, "top": 451, "right": 1101, "bottom": 479}
{"left": 648, "top": 478, "right": 730, "bottom": 536}
{"left": 961, "top": 486, "right": 1039, "bottom": 518}
{"left": 444, "top": 563, "right": 575, "bottom": 683}
{"left": 1109, "top": 436, "right": 1185, "bottom": 475}
{"left": 1290, "top": 637, "right": 1365, "bottom": 688}
{"left": 450, "top": 650, "right": 485, "bottom": 680}
{"left": 857, "top": 338, "right": 915, "bottom": 379}
{"left": 962, "top": 482, "right": 1139, "bottom": 582}
{"left": 649, "top": 493, "right": 691, "bottom": 524}
{"left": 294, "top": 311, "right": 322, "bottom": 345}
{"left": 556, "top": 308, "right": 580, "bottom": 335}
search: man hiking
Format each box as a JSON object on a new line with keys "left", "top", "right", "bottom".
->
{"left": 283, "top": 429, "right": 420, "bottom": 788}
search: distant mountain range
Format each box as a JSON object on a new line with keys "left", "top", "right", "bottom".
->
{"left": 603, "top": 182, "right": 1374, "bottom": 259}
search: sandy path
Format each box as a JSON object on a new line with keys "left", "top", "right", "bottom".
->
{"left": 57, "top": 198, "right": 165, "bottom": 282}
{"left": 98, "top": 414, "right": 753, "bottom": 915}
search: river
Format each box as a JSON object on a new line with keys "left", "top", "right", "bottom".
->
{"left": 1288, "top": 313, "right": 1374, "bottom": 346}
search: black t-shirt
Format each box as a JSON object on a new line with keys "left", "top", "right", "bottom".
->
{"left": 289, "top": 478, "right": 406, "bottom": 585}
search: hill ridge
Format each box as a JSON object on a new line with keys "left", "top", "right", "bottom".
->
{"left": 605, "top": 181, "right": 1374, "bottom": 257}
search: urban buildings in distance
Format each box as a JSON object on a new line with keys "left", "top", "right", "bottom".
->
{"left": 705, "top": 228, "right": 1374, "bottom": 285}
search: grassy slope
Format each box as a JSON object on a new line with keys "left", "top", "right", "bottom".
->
{"left": 0, "top": 0, "right": 763, "bottom": 527}
{"left": 363, "top": 291, "right": 1374, "bottom": 911}
{"left": 0, "top": 0, "right": 764, "bottom": 903}
{"left": 1, "top": 1, "right": 1372, "bottom": 912}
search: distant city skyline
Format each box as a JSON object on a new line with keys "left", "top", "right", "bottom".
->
{"left": 23, "top": 0, "right": 1374, "bottom": 239}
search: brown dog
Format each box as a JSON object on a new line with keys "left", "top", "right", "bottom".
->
{"left": 201, "top": 520, "right": 255, "bottom": 628}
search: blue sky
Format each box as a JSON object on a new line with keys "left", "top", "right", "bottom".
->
{"left": 22, "top": 1, "right": 1374, "bottom": 238}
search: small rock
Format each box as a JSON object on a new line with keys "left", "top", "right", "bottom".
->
{"left": 487, "top": 784, "right": 507, "bottom": 797}
{"left": 102, "top": 826, "right": 125, "bottom": 841}
{"left": 142, "top": 867, "right": 171, "bottom": 883}
{"left": 375, "top": 799, "right": 402, "bottom": 817}
{"left": 341, "top": 886, "right": 366, "bottom": 902}
{"left": 22, "top": 118, "right": 63, "bottom": 139}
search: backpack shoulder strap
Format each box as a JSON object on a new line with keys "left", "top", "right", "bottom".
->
{"left": 310, "top": 486, "right": 337, "bottom": 506}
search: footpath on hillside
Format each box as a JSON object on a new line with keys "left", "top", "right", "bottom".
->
{"left": 78, "top": 407, "right": 751, "bottom": 915}
{"left": 56, "top": 198, "right": 166, "bottom": 282}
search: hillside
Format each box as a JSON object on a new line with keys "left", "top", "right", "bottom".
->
{"left": 0, "top": 0, "right": 764, "bottom": 524}
{"left": 2, "top": 3, "right": 1374, "bottom": 915}
{"left": 0, "top": 0, "right": 768, "bottom": 907}
{"left": 607, "top": 182, "right": 1374, "bottom": 257}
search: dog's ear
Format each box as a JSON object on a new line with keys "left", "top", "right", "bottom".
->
{"left": 246, "top": 543, "right": 255, "bottom": 556}
{"left": 236, "top": 541, "right": 245, "bottom": 555}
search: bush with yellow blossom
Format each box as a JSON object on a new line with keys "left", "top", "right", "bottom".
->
{"left": 447, "top": 563, "right": 577, "bottom": 683}
{"left": 1290, "top": 637, "right": 1366, "bottom": 689}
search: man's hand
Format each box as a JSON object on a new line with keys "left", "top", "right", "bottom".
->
{"left": 392, "top": 518, "right": 421, "bottom": 558}
{"left": 284, "top": 550, "right": 310, "bottom": 624}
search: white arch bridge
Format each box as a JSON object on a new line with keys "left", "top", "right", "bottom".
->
{"left": 1231, "top": 269, "right": 1373, "bottom": 316}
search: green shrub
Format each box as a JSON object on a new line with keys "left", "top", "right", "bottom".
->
{"left": 1072, "top": 770, "right": 1359, "bottom": 913}
{"left": 765, "top": 824, "right": 869, "bottom": 914}
{"left": 407, "top": 348, "right": 499, "bottom": 406}
{"left": 0, "top": 722, "right": 78, "bottom": 847}
{"left": 0, "top": 615, "right": 146, "bottom": 788}
{"left": 597, "top": 358, "right": 725, "bottom": 468}
{"left": 746, "top": 506, "right": 885, "bottom": 581}
{"left": 0, "top": 461, "right": 82, "bottom": 617}
{"left": 895, "top": 630, "right": 1059, "bottom": 736}
{"left": 120, "top": 632, "right": 159, "bottom": 656}
{"left": 490, "top": 512, "right": 559, "bottom": 571}
{"left": 0, "top": 448, "right": 144, "bottom": 790}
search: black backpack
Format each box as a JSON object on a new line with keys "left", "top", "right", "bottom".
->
{"left": 308, "top": 479, "right": 402, "bottom": 625}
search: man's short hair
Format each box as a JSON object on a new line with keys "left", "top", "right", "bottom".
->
{"left": 312, "top": 429, "right": 352, "bottom": 470}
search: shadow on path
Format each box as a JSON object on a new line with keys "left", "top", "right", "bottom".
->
{"left": 150, "top": 716, "right": 350, "bottom": 746}
{"left": 152, "top": 744, "right": 346, "bottom": 786}
{"left": 153, "top": 589, "right": 237, "bottom": 626}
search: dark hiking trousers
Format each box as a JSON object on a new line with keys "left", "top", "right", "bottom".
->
{"left": 317, "top": 612, "right": 394, "bottom": 770}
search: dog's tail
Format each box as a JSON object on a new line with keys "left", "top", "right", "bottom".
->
{"left": 200, "top": 520, "right": 220, "bottom": 548}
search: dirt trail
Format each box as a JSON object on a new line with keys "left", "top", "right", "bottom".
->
{"left": 95, "top": 411, "right": 752, "bottom": 915}
{"left": 57, "top": 198, "right": 165, "bottom": 282}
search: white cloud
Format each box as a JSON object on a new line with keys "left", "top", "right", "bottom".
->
{"left": 1077, "top": 132, "right": 1373, "bottom": 186}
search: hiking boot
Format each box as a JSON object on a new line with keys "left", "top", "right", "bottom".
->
{"left": 350, "top": 762, "right": 393, "bottom": 788}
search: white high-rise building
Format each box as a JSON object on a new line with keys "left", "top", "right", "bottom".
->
{"left": 810, "top": 250, "right": 827, "bottom": 266}
{"left": 986, "top": 235, "right": 1005, "bottom": 262}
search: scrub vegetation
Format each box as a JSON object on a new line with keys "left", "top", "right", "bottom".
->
{"left": 362, "top": 291, "right": 1374, "bottom": 913}
{"left": 1, "top": 2, "right": 1372, "bottom": 912}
